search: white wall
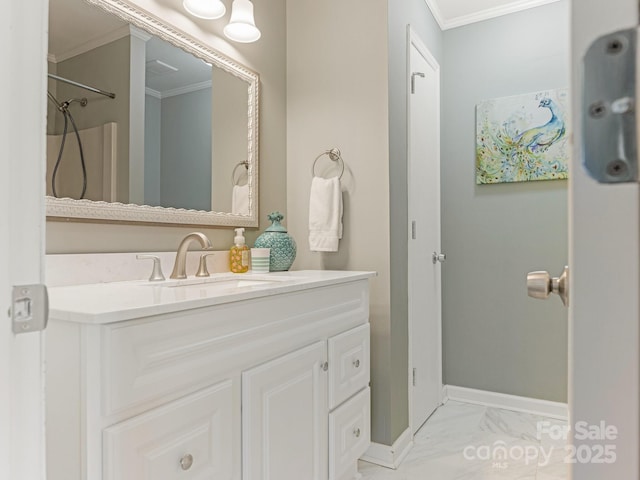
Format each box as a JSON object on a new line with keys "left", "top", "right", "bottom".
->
{"left": 286, "top": 0, "right": 391, "bottom": 444}
{"left": 211, "top": 68, "right": 249, "bottom": 213}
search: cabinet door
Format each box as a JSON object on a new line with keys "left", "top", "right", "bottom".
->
{"left": 242, "top": 341, "right": 328, "bottom": 480}
{"left": 103, "top": 379, "right": 239, "bottom": 480}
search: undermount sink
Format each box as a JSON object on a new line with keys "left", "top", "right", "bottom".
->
{"left": 143, "top": 274, "right": 297, "bottom": 290}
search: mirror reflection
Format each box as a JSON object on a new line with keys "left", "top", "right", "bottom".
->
{"left": 47, "top": 0, "right": 252, "bottom": 215}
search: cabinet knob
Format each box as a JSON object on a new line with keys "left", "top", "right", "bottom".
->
{"left": 180, "top": 453, "right": 194, "bottom": 471}
{"left": 353, "top": 428, "right": 361, "bottom": 438}
{"left": 353, "top": 359, "right": 360, "bottom": 368}
{"left": 321, "top": 362, "right": 329, "bottom": 372}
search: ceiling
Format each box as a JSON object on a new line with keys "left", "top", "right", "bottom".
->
{"left": 48, "top": 0, "right": 562, "bottom": 77}
{"left": 424, "top": 0, "right": 561, "bottom": 30}
{"left": 48, "top": 0, "right": 212, "bottom": 95}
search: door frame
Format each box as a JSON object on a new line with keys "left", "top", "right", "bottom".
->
{"left": 570, "top": 0, "right": 640, "bottom": 477}
{"left": 0, "top": 1, "right": 48, "bottom": 480}
{"left": 406, "top": 25, "right": 443, "bottom": 436}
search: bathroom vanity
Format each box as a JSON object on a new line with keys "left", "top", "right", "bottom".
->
{"left": 46, "top": 270, "right": 374, "bottom": 480}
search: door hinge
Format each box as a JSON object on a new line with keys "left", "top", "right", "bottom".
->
{"left": 412, "top": 368, "right": 417, "bottom": 386}
{"left": 583, "top": 28, "right": 638, "bottom": 183}
{"left": 10, "top": 284, "right": 48, "bottom": 334}
{"left": 411, "top": 72, "right": 425, "bottom": 94}
{"left": 411, "top": 221, "right": 417, "bottom": 240}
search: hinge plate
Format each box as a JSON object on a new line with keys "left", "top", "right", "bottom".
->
{"left": 583, "top": 28, "right": 638, "bottom": 183}
{"left": 11, "top": 284, "right": 48, "bottom": 334}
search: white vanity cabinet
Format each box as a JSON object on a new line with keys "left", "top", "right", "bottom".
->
{"left": 46, "top": 273, "right": 372, "bottom": 480}
{"left": 242, "top": 325, "right": 370, "bottom": 480}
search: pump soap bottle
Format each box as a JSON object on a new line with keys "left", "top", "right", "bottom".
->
{"left": 230, "top": 228, "right": 250, "bottom": 273}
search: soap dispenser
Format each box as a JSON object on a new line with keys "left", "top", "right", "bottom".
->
{"left": 230, "top": 228, "right": 249, "bottom": 273}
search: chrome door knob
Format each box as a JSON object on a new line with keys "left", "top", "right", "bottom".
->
{"left": 432, "top": 252, "right": 446, "bottom": 264}
{"left": 527, "top": 266, "right": 569, "bottom": 307}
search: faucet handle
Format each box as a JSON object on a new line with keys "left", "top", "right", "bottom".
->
{"left": 136, "top": 254, "right": 166, "bottom": 282}
{"left": 196, "top": 252, "right": 217, "bottom": 278}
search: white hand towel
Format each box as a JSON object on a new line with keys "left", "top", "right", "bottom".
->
{"left": 309, "top": 176, "right": 343, "bottom": 252}
{"left": 232, "top": 184, "right": 250, "bottom": 215}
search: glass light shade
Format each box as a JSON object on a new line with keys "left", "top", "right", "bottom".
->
{"left": 223, "top": 0, "right": 261, "bottom": 43}
{"left": 183, "top": 0, "right": 226, "bottom": 19}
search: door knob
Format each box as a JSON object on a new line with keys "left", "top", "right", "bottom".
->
{"left": 527, "top": 266, "right": 569, "bottom": 307}
{"left": 432, "top": 252, "right": 446, "bottom": 264}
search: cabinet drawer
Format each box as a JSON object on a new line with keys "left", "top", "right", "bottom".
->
{"left": 328, "top": 324, "right": 370, "bottom": 409}
{"left": 329, "top": 387, "right": 370, "bottom": 480}
{"left": 103, "top": 380, "right": 238, "bottom": 480}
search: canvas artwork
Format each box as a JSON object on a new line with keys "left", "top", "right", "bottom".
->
{"left": 476, "top": 89, "right": 569, "bottom": 184}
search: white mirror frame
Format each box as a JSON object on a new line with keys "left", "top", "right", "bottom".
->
{"left": 46, "top": 0, "right": 259, "bottom": 228}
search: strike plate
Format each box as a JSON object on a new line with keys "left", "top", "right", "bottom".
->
{"left": 583, "top": 28, "right": 638, "bottom": 183}
{"left": 11, "top": 284, "right": 48, "bottom": 334}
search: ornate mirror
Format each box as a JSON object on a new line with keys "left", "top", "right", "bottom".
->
{"left": 46, "top": 0, "right": 259, "bottom": 227}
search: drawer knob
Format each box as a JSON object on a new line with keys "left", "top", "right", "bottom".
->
{"left": 353, "top": 428, "right": 361, "bottom": 438}
{"left": 353, "top": 359, "right": 360, "bottom": 368}
{"left": 180, "top": 454, "right": 194, "bottom": 471}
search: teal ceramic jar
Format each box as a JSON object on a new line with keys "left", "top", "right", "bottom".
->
{"left": 254, "top": 212, "right": 297, "bottom": 271}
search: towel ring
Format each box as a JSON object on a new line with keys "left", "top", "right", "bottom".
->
{"left": 312, "top": 148, "right": 345, "bottom": 180}
{"left": 231, "top": 161, "right": 249, "bottom": 186}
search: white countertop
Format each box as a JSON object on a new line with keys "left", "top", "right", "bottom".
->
{"left": 48, "top": 270, "right": 376, "bottom": 325}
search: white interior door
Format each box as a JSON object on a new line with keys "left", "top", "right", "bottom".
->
{"left": 571, "top": 0, "right": 640, "bottom": 477}
{"left": 407, "top": 28, "right": 442, "bottom": 434}
{"left": 0, "top": 1, "right": 48, "bottom": 480}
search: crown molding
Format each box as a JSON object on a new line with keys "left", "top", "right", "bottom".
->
{"left": 48, "top": 24, "right": 141, "bottom": 64}
{"left": 162, "top": 80, "right": 212, "bottom": 98}
{"left": 145, "top": 87, "right": 162, "bottom": 99}
{"left": 423, "top": 0, "right": 562, "bottom": 31}
{"left": 422, "top": 0, "right": 446, "bottom": 30}
{"left": 145, "top": 80, "right": 212, "bottom": 100}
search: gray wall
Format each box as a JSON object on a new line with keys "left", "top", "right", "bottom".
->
{"left": 55, "top": 36, "right": 131, "bottom": 203}
{"left": 160, "top": 88, "right": 212, "bottom": 211}
{"left": 144, "top": 94, "right": 161, "bottom": 206}
{"left": 388, "top": 0, "right": 443, "bottom": 444}
{"left": 47, "top": 0, "right": 286, "bottom": 253}
{"left": 441, "top": 0, "right": 569, "bottom": 402}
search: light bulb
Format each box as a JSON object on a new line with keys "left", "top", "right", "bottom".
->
{"left": 224, "top": 0, "right": 261, "bottom": 43}
{"left": 183, "top": 0, "right": 226, "bottom": 20}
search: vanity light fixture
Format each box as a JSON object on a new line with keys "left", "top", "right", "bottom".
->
{"left": 183, "top": 0, "right": 226, "bottom": 20}
{"left": 223, "top": 0, "right": 261, "bottom": 43}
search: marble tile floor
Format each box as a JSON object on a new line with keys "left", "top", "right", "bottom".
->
{"left": 359, "top": 401, "right": 569, "bottom": 480}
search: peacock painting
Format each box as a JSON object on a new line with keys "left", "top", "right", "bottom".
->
{"left": 476, "top": 89, "right": 569, "bottom": 184}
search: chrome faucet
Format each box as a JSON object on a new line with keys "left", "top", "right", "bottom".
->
{"left": 170, "top": 232, "right": 213, "bottom": 279}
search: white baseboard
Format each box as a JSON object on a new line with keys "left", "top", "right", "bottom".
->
{"left": 443, "top": 385, "right": 569, "bottom": 421}
{"left": 360, "top": 427, "right": 413, "bottom": 469}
